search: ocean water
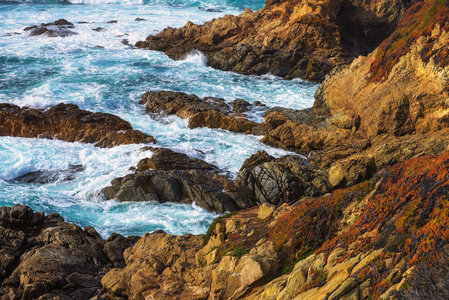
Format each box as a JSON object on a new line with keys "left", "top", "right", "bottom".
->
{"left": 0, "top": 0, "right": 318, "bottom": 238}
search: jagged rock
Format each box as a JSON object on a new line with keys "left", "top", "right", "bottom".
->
{"left": 328, "top": 155, "right": 376, "bottom": 188}
{"left": 230, "top": 99, "right": 251, "bottom": 113}
{"left": 102, "top": 168, "right": 245, "bottom": 213}
{"left": 0, "top": 205, "right": 121, "bottom": 300}
{"left": 136, "top": 147, "right": 216, "bottom": 172}
{"left": 101, "top": 232, "right": 204, "bottom": 300}
{"left": 24, "top": 19, "right": 77, "bottom": 37}
{"left": 189, "top": 110, "right": 258, "bottom": 133}
{"left": 102, "top": 148, "right": 254, "bottom": 213}
{"left": 0, "top": 103, "right": 156, "bottom": 147}
{"left": 315, "top": 0, "right": 449, "bottom": 138}
{"left": 235, "top": 151, "right": 332, "bottom": 206}
{"left": 136, "top": 0, "right": 412, "bottom": 81}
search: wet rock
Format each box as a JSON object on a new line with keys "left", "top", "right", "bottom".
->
{"left": 0, "top": 103, "right": 156, "bottom": 147}
{"left": 101, "top": 169, "right": 242, "bottom": 213}
{"left": 198, "top": 7, "right": 222, "bottom": 12}
{"left": 13, "top": 165, "right": 85, "bottom": 184}
{"left": 140, "top": 90, "right": 258, "bottom": 133}
{"left": 230, "top": 99, "right": 250, "bottom": 113}
{"left": 136, "top": 147, "right": 216, "bottom": 172}
{"left": 0, "top": 205, "right": 117, "bottom": 299}
{"left": 24, "top": 19, "right": 77, "bottom": 37}
{"left": 135, "top": 18, "right": 145, "bottom": 21}
{"left": 92, "top": 27, "right": 106, "bottom": 32}
{"left": 106, "top": 20, "right": 117, "bottom": 23}
{"left": 136, "top": 0, "right": 411, "bottom": 81}
{"left": 102, "top": 146, "right": 257, "bottom": 213}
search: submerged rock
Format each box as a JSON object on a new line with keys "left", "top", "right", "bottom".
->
{"left": 13, "top": 164, "right": 85, "bottom": 184}
{"left": 0, "top": 103, "right": 156, "bottom": 147}
{"left": 24, "top": 19, "right": 77, "bottom": 37}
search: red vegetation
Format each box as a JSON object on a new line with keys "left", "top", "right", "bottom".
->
{"left": 318, "top": 152, "right": 449, "bottom": 298}
{"left": 368, "top": 0, "right": 449, "bottom": 82}
{"left": 269, "top": 180, "right": 375, "bottom": 254}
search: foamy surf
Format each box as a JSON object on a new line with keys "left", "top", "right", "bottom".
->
{"left": 0, "top": 0, "right": 317, "bottom": 237}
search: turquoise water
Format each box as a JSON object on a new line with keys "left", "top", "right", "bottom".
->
{"left": 0, "top": 0, "right": 318, "bottom": 237}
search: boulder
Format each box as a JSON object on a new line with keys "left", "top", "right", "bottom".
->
{"left": 140, "top": 91, "right": 258, "bottom": 133}
{"left": 235, "top": 151, "right": 332, "bottom": 206}
{"left": 0, "top": 205, "right": 120, "bottom": 299}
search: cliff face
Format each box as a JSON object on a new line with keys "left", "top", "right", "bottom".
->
{"left": 136, "top": 0, "right": 412, "bottom": 82}
{"left": 315, "top": 0, "right": 449, "bottom": 137}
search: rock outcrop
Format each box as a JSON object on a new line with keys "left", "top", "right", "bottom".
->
{"left": 315, "top": 0, "right": 449, "bottom": 138}
{"left": 136, "top": 0, "right": 413, "bottom": 81}
{"left": 0, "top": 103, "right": 156, "bottom": 147}
{"left": 235, "top": 151, "right": 332, "bottom": 204}
{"left": 102, "top": 148, "right": 332, "bottom": 213}
{"left": 0, "top": 204, "right": 133, "bottom": 300}
{"left": 24, "top": 19, "right": 78, "bottom": 37}
{"left": 101, "top": 147, "right": 245, "bottom": 213}
{"left": 140, "top": 91, "right": 258, "bottom": 133}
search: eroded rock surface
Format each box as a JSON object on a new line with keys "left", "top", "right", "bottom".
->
{"left": 136, "top": 0, "right": 412, "bottom": 81}
{"left": 0, "top": 103, "right": 156, "bottom": 147}
{"left": 0, "top": 205, "right": 132, "bottom": 300}
{"left": 101, "top": 151, "right": 449, "bottom": 300}
{"left": 102, "top": 148, "right": 332, "bottom": 213}
{"left": 140, "top": 91, "right": 258, "bottom": 133}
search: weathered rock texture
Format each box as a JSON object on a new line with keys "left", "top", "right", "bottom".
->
{"left": 101, "top": 151, "right": 449, "bottom": 300}
{"left": 101, "top": 148, "right": 332, "bottom": 213}
{"left": 140, "top": 91, "right": 258, "bottom": 133}
{"left": 315, "top": 0, "right": 449, "bottom": 138}
{"left": 0, "top": 103, "right": 156, "bottom": 147}
{"left": 24, "top": 19, "right": 78, "bottom": 37}
{"left": 136, "top": 0, "right": 413, "bottom": 81}
{"left": 0, "top": 204, "right": 133, "bottom": 300}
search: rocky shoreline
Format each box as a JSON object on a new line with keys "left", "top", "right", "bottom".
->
{"left": 2, "top": 0, "right": 449, "bottom": 298}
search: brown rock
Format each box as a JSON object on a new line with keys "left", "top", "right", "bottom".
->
{"left": 328, "top": 155, "right": 376, "bottom": 188}
{"left": 136, "top": 147, "right": 216, "bottom": 172}
{"left": 140, "top": 90, "right": 258, "bottom": 133}
{"left": 136, "top": 0, "right": 411, "bottom": 81}
{"left": 0, "top": 103, "right": 156, "bottom": 147}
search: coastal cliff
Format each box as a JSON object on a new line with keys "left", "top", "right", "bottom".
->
{"left": 136, "top": 0, "right": 413, "bottom": 82}
{"left": 2, "top": 0, "right": 449, "bottom": 298}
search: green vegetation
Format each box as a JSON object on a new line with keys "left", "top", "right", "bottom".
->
{"left": 203, "top": 211, "right": 237, "bottom": 247}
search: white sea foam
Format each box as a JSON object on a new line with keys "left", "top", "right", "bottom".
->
{"left": 0, "top": 1, "right": 317, "bottom": 237}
